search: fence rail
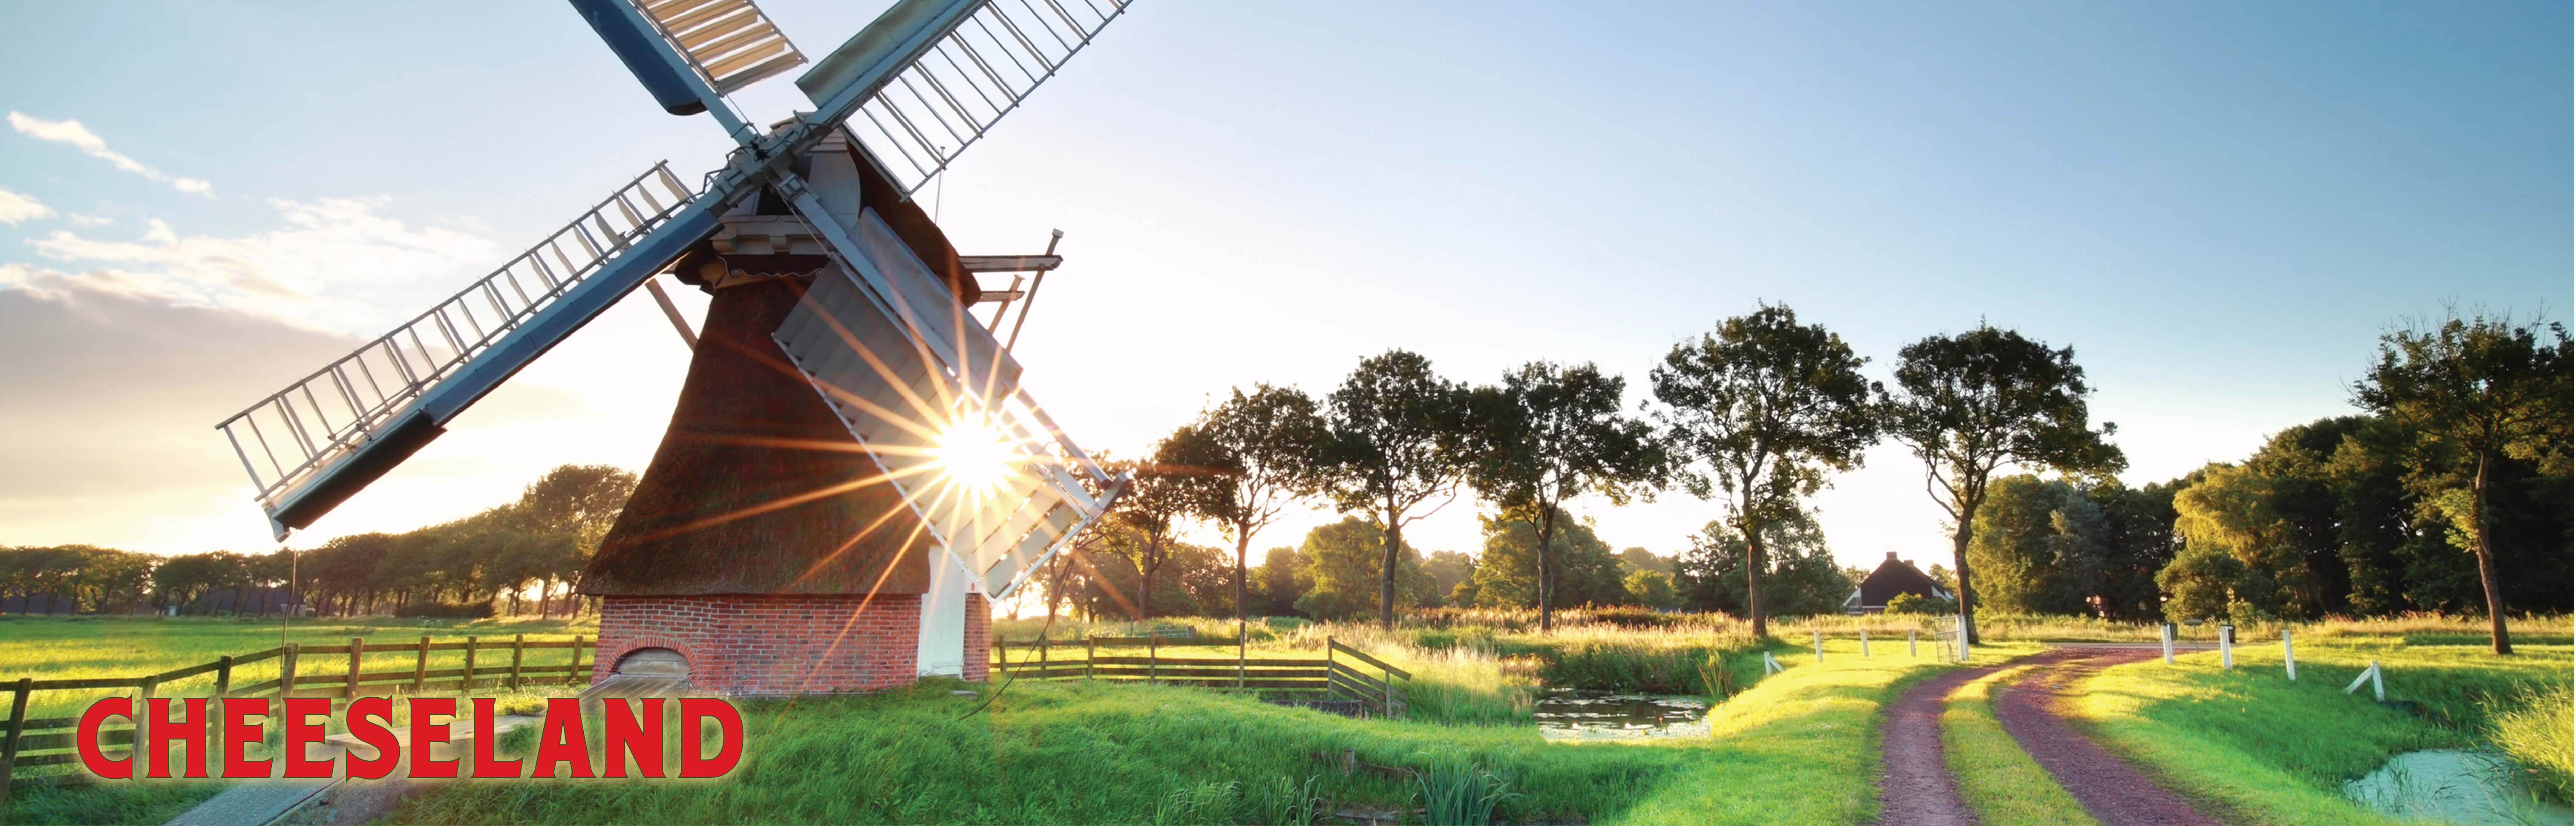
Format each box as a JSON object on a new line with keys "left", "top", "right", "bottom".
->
{"left": 989, "top": 634, "right": 1410, "bottom": 718}
{"left": 0, "top": 633, "right": 591, "bottom": 800}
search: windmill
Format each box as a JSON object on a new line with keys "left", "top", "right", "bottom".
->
{"left": 213, "top": 0, "right": 1132, "bottom": 693}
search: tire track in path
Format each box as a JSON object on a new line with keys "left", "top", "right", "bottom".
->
{"left": 1994, "top": 648, "right": 2219, "bottom": 826}
{"left": 1873, "top": 664, "right": 2000, "bottom": 826}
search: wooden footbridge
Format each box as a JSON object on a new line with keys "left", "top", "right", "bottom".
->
{"left": 990, "top": 634, "right": 1412, "bottom": 717}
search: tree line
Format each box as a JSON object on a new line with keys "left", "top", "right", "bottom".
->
{"left": 0, "top": 465, "right": 637, "bottom": 619}
{"left": 1040, "top": 304, "right": 2567, "bottom": 655}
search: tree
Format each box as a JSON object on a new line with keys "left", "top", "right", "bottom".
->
{"left": 1616, "top": 548, "right": 1672, "bottom": 576}
{"left": 1467, "top": 361, "right": 1663, "bottom": 631}
{"left": 1651, "top": 304, "right": 1879, "bottom": 636}
{"left": 1468, "top": 510, "right": 1629, "bottom": 610}
{"left": 1670, "top": 512, "right": 1853, "bottom": 618}
{"left": 1295, "top": 517, "right": 1432, "bottom": 621}
{"left": 1250, "top": 546, "right": 1314, "bottom": 617}
{"left": 1178, "top": 385, "right": 1330, "bottom": 639}
{"left": 1884, "top": 323, "right": 2124, "bottom": 644}
{"left": 1623, "top": 569, "right": 1678, "bottom": 609}
{"left": 1421, "top": 550, "right": 1475, "bottom": 608}
{"left": 1321, "top": 351, "right": 1471, "bottom": 628}
{"left": 2351, "top": 312, "right": 2573, "bottom": 654}
{"left": 1967, "top": 475, "right": 2106, "bottom": 615}
{"left": 1111, "top": 432, "right": 1211, "bottom": 619}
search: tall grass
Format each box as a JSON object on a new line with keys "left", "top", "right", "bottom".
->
{"left": 2486, "top": 681, "right": 2574, "bottom": 803}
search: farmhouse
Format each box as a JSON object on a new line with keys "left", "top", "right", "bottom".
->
{"left": 1843, "top": 552, "right": 1950, "bottom": 614}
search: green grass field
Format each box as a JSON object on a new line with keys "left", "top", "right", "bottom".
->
{"left": 384, "top": 638, "right": 2037, "bottom": 825}
{"left": 2073, "top": 633, "right": 2575, "bottom": 824}
{"left": 3, "top": 613, "right": 2566, "bottom": 825}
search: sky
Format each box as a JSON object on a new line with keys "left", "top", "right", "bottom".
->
{"left": 0, "top": 2, "right": 2567, "bottom": 576}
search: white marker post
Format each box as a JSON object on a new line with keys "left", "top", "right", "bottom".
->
{"left": 2219, "top": 624, "right": 2234, "bottom": 670}
{"left": 1955, "top": 615, "right": 1971, "bottom": 662}
{"left": 2344, "top": 661, "right": 2385, "bottom": 701}
{"left": 2282, "top": 629, "right": 2297, "bottom": 681}
{"left": 1908, "top": 629, "right": 1918, "bottom": 658}
{"left": 1812, "top": 630, "right": 1824, "bottom": 663}
{"left": 1860, "top": 629, "right": 1870, "bottom": 658}
{"left": 2160, "top": 622, "right": 2175, "bottom": 665}
{"left": 1762, "top": 651, "right": 1784, "bottom": 674}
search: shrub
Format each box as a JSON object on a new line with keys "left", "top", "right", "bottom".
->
{"left": 394, "top": 601, "right": 493, "bottom": 619}
{"left": 1884, "top": 592, "right": 1957, "bottom": 615}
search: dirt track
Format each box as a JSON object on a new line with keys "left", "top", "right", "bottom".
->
{"left": 1994, "top": 648, "right": 2217, "bottom": 826}
{"left": 1873, "top": 665, "right": 1996, "bottom": 826}
{"left": 1875, "top": 648, "right": 2218, "bottom": 826}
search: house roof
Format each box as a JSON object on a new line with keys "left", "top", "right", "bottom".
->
{"left": 1856, "top": 552, "right": 1947, "bottom": 607}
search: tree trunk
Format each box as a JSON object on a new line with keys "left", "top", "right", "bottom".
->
{"left": 1745, "top": 517, "right": 1768, "bottom": 638}
{"left": 1380, "top": 493, "right": 1401, "bottom": 630}
{"left": 2470, "top": 452, "right": 2513, "bottom": 655}
{"left": 1951, "top": 505, "right": 1980, "bottom": 646}
{"left": 1141, "top": 533, "right": 1164, "bottom": 620}
{"left": 1233, "top": 526, "right": 1252, "bottom": 641}
{"left": 1536, "top": 507, "right": 1558, "bottom": 632}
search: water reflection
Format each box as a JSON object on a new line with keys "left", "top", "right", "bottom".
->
{"left": 1531, "top": 688, "right": 1709, "bottom": 741}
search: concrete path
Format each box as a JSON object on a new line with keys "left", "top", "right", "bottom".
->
{"left": 165, "top": 715, "right": 538, "bottom": 826}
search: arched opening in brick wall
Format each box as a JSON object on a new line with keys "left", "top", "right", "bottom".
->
{"left": 616, "top": 647, "right": 691, "bottom": 677}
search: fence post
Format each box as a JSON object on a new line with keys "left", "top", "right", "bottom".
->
{"left": 1325, "top": 636, "right": 1336, "bottom": 698}
{"left": 994, "top": 638, "right": 1006, "bottom": 679}
{"left": 2160, "top": 622, "right": 2175, "bottom": 665}
{"left": 1237, "top": 627, "right": 1247, "bottom": 691}
{"left": 1085, "top": 636, "right": 1095, "bottom": 681}
{"left": 412, "top": 636, "right": 430, "bottom": 692}
{"left": 2219, "top": 624, "right": 2234, "bottom": 670}
{"left": 0, "top": 677, "right": 29, "bottom": 803}
{"left": 135, "top": 676, "right": 157, "bottom": 779}
{"left": 1040, "top": 636, "right": 1050, "bottom": 678}
{"left": 1382, "top": 665, "right": 1395, "bottom": 718}
{"left": 346, "top": 637, "right": 363, "bottom": 699}
{"left": 1148, "top": 635, "right": 1158, "bottom": 685}
{"left": 2370, "top": 660, "right": 2383, "bottom": 701}
{"left": 1954, "top": 615, "right": 1970, "bottom": 662}
{"left": 574, "top": 635, "right": 588, "bottom": 685}
{"left": 281, "top": 643, "right": 300, "bottom": 697}
{"left": 2281, "top": 630, "right": 2296, "bottom": 681}
{"left": 1908, "top": 629, "right": 1918, "bottom": 658}
{"left": 1812, "top": 630, "right": 1823, "bottom": 664}
{"left": 1859, "top": 629, "right": 1870, "bottom": 658}
{"left": 211, "top": 656, "right": 232, "bottom": 764}
{"left": 510, "top": 635, "right": 525, "bottom": 691}
{"left": 463, "top": 637, "right": 478, "bottom": 692}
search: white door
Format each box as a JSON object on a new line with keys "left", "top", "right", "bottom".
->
{"left": 916, "top": 553, "right": 970, "bottom": 676}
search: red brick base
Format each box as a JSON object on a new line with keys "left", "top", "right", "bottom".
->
{"left": 594, "top": 594, "right": 922, "bottom": 696}
{"left": 962, "top": 593, "right": 991, "bottom": 683}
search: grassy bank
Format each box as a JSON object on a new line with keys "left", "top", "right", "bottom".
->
{"left": 2073, "top": 636, "right": 2573, "bottom": 824}
{"left": 389, "top": 639, "right": 2023, "bottom": 825}
{"left": 1941, "top": 667, "right": 2094, "bottom": 826}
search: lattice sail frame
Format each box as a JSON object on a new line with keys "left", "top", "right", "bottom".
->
{"left": 771, "top": 206, "right": 1118, "bottom": 601}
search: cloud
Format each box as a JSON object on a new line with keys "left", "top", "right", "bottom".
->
{"left": 0, "top": 265, "right": 623, "bottom": 553}
{"left": 68, "top": 213, "right": 112, "bottom": 227}
{"left": 0, "top": 188, "right": 49, "bottom": 225}
{"left": 8, "top": 111, "right": 214, "bottom": 196}
{"left": 22, "top": 197, "right": 502, "bottom": 333}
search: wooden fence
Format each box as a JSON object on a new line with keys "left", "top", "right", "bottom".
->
{"left": 0, "top": 634, "right": 592, "bottom": 801}
{"left": 990, "top": 635, "right": 1411, "bottom": 716}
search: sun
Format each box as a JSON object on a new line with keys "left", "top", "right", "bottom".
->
{"left": 930, "top": 411, "right": 1018, "bottom": 494}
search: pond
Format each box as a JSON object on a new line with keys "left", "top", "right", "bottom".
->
{"left": 1530, "top": 688, "right": 1709, "bottom": 741}
{"left": 2342, "top": 749, "right": 2573, "bottom": 826}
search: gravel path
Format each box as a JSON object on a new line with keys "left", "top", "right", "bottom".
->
{"left": 1994, "top": 648, "right": 2219, "bottom": 826}
{"left": 1873, "top": 665, "right": 2000, "bottom": 826}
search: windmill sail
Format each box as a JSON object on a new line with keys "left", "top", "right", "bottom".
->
{"left": 796, "top": 0, "right": 1129, "bottom": 197}
{"left": 770, "top": 203, "right": 1116, "bottom": 600}
{"left": 216, "top": 0, "right": 1130, "bottom": 563}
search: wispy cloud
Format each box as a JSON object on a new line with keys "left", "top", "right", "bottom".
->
{"left": 0, "top": 188, "right": 51, "bottom": 225}
{"left": 8, "top": 112, "right": 214, "bottom": 196}
{"left": 67, "top": 213, "right": 112, "bottom": 227}
{"left": 19, "top": 197, "right": 500, "bottom": 332}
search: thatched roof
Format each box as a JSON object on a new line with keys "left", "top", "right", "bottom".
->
{"left": 1856, "top": 552, "right": 1945, "bottom": 608}
{"left": 581, "top": 277, "right": 933, "bottom": 596}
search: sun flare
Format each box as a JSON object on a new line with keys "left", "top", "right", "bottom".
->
{"left": 930, "top": 412, "right": 1017, "bottom": 494}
